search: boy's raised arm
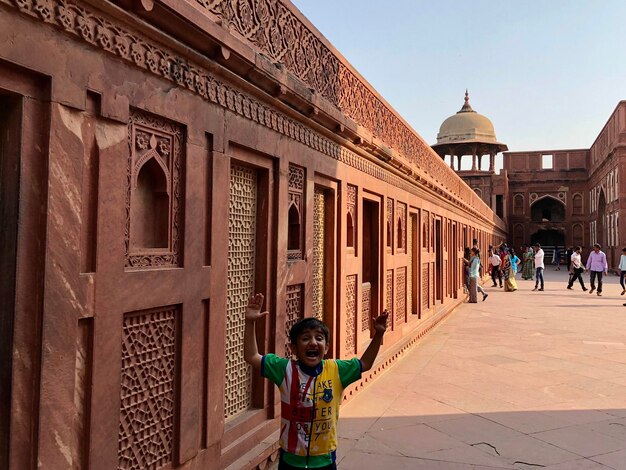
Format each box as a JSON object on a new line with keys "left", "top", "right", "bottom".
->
{"left": 244, "top": 293, "right": 267, "bottom": 370}
{"left": 359, "top": 311, "right": 388, "bottom": 372}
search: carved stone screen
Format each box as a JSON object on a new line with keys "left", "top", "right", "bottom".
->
{"left": 407, "top": 217, "right": 413, "bottom": 315}
{"left": 118, "top": 307, "right": 178, "bottom": 470}
{"left": 422, "top": 264, "right": 429, "bottom": 310}
{"left": 312, "top": 188, "right": 325, "bottom": 320}
{"left": 386, "top": 269, "right": 393, "bottom": 325}
{"left": 225, "top": 164, "right": 257, "bottom": 419}
{"left": 361, "top": 282, "right": 370, "bottom": 332}
{"left": 345, "top": 275, "right": 357, "bottom": 354}
{"left": 285, "top": 285, "right": 303, "bottom": 357}
{"left": 126, "top": 109, "right": 184, "bottom": 269}
{"left": 396, "top": 267, "right": 406, "bottom": 325}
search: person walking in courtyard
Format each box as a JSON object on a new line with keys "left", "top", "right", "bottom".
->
{"left": 463, "top": 247, "right": 471, "bottom": 294}
{"left": 522, "top": 245, "right": 535, "bottom": 280}
{"left": 502, "top": 249, "right": 518, "bottom": 292}
{"left": 566, "top": 246, "right": 573, "bottom": 272}
{"left": 490, "top": 248, "right": 502, "bottom": 287}
{"left": 510, "top": 248, "right": 521, "bottom": 278}
{"left": 244, "top": 293, "right": 388, "bottom": 470}
{"left": 587, "top": 243, "right": 608, "bottom": 296}
{"left": 468, "top": 247, "right": 487, "bottom": 302}
{"left": 619, "top": 247, "right": 626, "bottom": 295}
{"left": 533, "top": 243, "right": 545, "bottom": 291}
{"left": 553, "top": 246, "right": 562, "bottom": 270}
{"left": 567, "top": 246, "right": 587, "bottom": 291}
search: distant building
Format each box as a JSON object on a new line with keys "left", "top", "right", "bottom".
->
{"left": 434, "top": 95, "right": 624, "bottom": 268}
{"left": 431, "top": 91, "right": 509, "bottom": 220}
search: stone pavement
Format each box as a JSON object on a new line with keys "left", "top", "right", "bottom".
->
{"left": 337, "top": 270, "right": 626, "bottom": 469}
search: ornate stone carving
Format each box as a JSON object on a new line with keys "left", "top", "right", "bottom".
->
{"left": 361, "top": 282, "right": 370, "bottom": 332}
{"left": 422, "top": 264, "right": 429, "bottom": 309}
{"left": 225, "top": 163, "right": 257, "bottom": 419}
{"left": 386, "top": 270, "right": 393, "bottom": 325}
{"left": 287, "top": 164, "right": 305, "bottom": 260}
{"left": 312, "top": 188, "right": 325, "bottom": 320}
{"left": 285, "top": 285, "right": 303, "bottom": 357}
{"left": 396, "top": 267, "right": 406, "bottom": 325}
{"left": 125, "top": 109, "right": 184, "bottom": 269}
{"left": 3, "top": 0, "right": 495, "bottom": 223}
{"left": 118, "top": 307, "right": 177, "bottom": 470}
{"left": 407, "top": 218, "right": 412, "bottom": 315}
{"left": 386, "top": 198, "right": 393, "bottom": 248}
{"left": 345, "top": 275, "right": 356, "bottom": 354}
{"left": 397, "top": 201, "right": 407, "bottom": 252}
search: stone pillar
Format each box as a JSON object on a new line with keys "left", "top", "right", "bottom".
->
{"left": 450, "top": 154, "right": 455, "bottom": 169}
{"left": 457, "top": 154, "right": 462, "bottom": 170}
{"left": 472, "top": 154, "right": 477, "bottom": 171}
{"left": 478, "top": 154, "right": 483, "bottom": 171}
{"left": 489, "top": 153, "right": 495, "bottom": 173}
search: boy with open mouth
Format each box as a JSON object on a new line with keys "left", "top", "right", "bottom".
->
{"left": 244, "top": 293, "right": 388, "bottom": 469}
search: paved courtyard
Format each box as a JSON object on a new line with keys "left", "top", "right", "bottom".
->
{"left": 338, "top": 270, "right": 626, "bottom": 469}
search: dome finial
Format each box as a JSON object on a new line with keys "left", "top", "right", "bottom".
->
{"left": 459, "top": 89, "right": 475, "bottom": 113}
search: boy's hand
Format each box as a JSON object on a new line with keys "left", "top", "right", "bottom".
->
{"left": 245, "top": 293, "right": 268, "bottom": 322}
{"left": 374, "top": 311, "right": 389, "bottom": 334}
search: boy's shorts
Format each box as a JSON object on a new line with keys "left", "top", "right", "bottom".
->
{"left": 278, "top": 461, "right": 337, "bottom": 470}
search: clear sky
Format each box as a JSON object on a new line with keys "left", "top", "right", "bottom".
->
{"left": 291, "top": 1, "right": 626, "bottom": 171}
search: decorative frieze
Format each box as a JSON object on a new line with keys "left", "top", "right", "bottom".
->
{"left": 1, "top": 0, "right": 495, "bottom": 224}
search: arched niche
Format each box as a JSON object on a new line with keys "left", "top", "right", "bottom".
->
{"left": 530, "top": 195, "right": 565, "bottom": 223}
{"left": 397, "top": 217, "right": 403, "bottom": 250}
{"left": 346, "top": 211, "right": 354, "bottom": 248}
{"left": 287, "top": 202, "right": 301, "bottom": 251}
{"left": 131, "top": 156, "right": 170, "bottom": 249}
{"left": 572, "top": 223, "right": 584, "bottom": 247}
{"left": 572, "top": 193, "right": 583, "bottom": 215}
{"left": 513, "top": 194, "right": 524, "bottom": 215}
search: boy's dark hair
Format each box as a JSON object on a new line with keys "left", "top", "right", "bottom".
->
{"left": 534, "top": 243, "right": 541, "bottom": 248}
{"left": 575, "top": 246, "right": 581, "bottom": 251}
{"left": 622, "top": 247, "right": 626, "bottom": 252}
{"left": 289, "top": 317, "right": 330, "bottom": 344}
{"left": 593, "top": 243, "right": 601, "bottom": 249}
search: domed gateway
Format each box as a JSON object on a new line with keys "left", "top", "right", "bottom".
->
{"left": 432, "top": 91, "right": 507, "bottom": 173}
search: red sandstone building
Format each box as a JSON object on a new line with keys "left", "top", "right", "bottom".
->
{"left": 434, "top": 96, "right": 625, "bottom": 268}
{"left": 0, "top": 1, "right": 505, "bottom": 469}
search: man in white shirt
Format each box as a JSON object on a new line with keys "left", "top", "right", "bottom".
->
{"left": 532, "top": 243, "right": 545, "bottom": 291}
{"left": 490, "top": 250, "right": 502, "bottom": 288}
{"left": 567, "top": 246, "right": 587, "bottom": 291}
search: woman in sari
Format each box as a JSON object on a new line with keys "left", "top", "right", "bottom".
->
{"left": 502, "top": 249, "right": 518, "bottom": 292}
{"left": 522, "top": 246, "right": 535, "bottom": 280}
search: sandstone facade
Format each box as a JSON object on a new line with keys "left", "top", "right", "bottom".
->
{"left": 0, "top": 1, "right": 505, "bottom": 469}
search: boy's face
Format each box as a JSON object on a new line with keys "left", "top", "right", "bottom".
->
{"left": 292, "top": 327, "right": 329, "bottom": 367}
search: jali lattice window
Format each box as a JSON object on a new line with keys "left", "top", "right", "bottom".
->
{"left": 225, "top": 164, "right": 257, "bottom": 419}
{"left": 118, "top": 307, "right": 177, "bottom": 470}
